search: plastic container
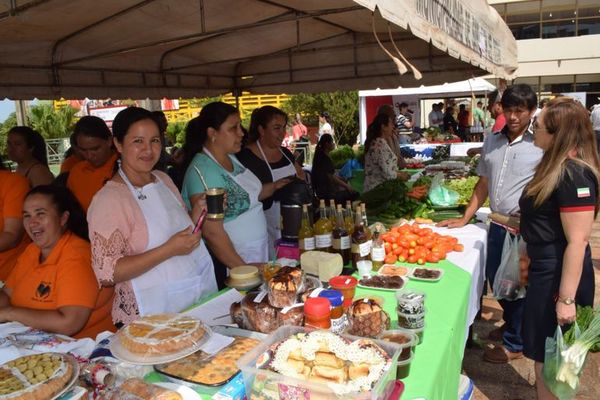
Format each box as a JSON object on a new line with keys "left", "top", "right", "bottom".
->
{"left": 404, "top": 325, "right": 425, "bottom": 344}
{"left": 378, "top": 329, "right": 419, "bottom": 361}
{"left": 328, "top": 275, "right": 358, "bottom": 308}
{"left": 396, "top": 309, "right": 425, "bottom": 329}
{"left": 395, "top": 288, "right": 426, "bottom": 314}
{"left": 304, "top": 297, "right": 331, "bottom": 329}
{"left": 395, "top": 351, "right": 414, "bottom": 379}
{"left": 236, "top": 326, "right": 401, "bottom": 400}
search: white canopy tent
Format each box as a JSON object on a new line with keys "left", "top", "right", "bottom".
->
{"left": 358, "top": 78, "right": 497, "bottom": 141}
{"left": 0, "top": 0, "right": 517, "bottom": 100}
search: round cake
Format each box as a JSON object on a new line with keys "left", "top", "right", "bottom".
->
{"left": 118, "top": 314, "right": 207, "bottom": 355}
{"left": 0, "top": 353, "right": 74, "bottom": 400}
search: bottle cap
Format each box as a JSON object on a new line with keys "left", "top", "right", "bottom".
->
{"left": 304, "top": 297, "right": 331, "bottom": 317}
{"left": 319, "top": 289, "right": 344, "bottom": 307}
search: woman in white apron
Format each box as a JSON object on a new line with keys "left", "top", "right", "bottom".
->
{"left": 88, "top": 107, "right": 217, "bottom": 326}
{"left": 237, "top": 106, "right": 305, "bottom": 258}
{"left": 180, "top": 102, "right": 293, "bottom": 288}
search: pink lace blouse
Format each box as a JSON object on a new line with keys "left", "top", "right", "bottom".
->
{"left": 87, "top": 171, "right": 185, "bottom": 325}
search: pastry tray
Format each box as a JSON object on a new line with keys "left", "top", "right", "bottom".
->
{"left": 154, "top": 326, "right": 266, "bottom": 388}
{"left": 51, "top": 354, "right": 80, "bottom": 400}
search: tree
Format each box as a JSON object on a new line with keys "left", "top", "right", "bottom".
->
{"left": 0, "top": 112, "right": 17, "bottom": 156}
{"left": 282, "top": 91, "right": 359, "bottom": 145}
{"left": 27, "top": 102, "right": 78, "bottom": 139}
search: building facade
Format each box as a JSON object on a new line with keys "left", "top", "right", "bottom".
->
{"left": 489, "top": 0, "right": 600, "bottom": 107}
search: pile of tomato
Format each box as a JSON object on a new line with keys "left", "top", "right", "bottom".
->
{"left": 380, "top": 223, "right": 464, "bottom": 265}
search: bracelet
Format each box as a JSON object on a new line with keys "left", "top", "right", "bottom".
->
{"left": 557, "top": 296, "right": 575, "bottom": 305}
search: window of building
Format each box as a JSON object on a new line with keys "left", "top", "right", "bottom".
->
{"left": 577, "top": 0, "right": 600, "bottom": 36}
{"left": 512, "top": 76, "right": 540, "bottom": 95}
{"left": 506, "top": 1, "right": 540, "bottom": 23}
{"left": 575, "top": 74, "right": 600, "bottom": 93}
{"left": 541, "top": 75, "right": 575, "bottom": 93}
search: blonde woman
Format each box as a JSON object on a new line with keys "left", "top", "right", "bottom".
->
{"left": 519, "top": 97, "right": 599, "bottom": 399}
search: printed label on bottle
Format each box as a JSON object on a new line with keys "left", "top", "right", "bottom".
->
{"left": 371, "top": 246, "right": 386, "bottom": 261}
{"left": 330, "top": 315, "right": 347, "bottom": 334}
{"left": 300, "top": 237, "right": 315, "bottom": 251}
{"left": 359, "top": 240, "right": 372, "bottom": 257}
{"left": 332, "top": 236, "right": 350, "bottom": 250}
{"left": 315, "top": 234, "right": 332, "bottom": 248}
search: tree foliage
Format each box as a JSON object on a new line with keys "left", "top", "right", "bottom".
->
{"left": 282, "top": 91, "right": 358, "bottom": 145}
{"left": 28, "top": 102, "right": 78, "bottom": 139}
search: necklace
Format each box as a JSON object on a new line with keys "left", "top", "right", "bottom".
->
{"left": 132, "top": 186, "right": 147, "bottom": 200}
{"left": 118, "top": 166, "right": 150, "bottom": 200}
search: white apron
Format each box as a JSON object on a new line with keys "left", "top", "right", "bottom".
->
{"left": 120, "top": 169, "right": 218, "bottom": 316}
{"left": 256, "top": 141, "right": 297, "bottom": 258}
{"left": 203, "top": 149, "right": 269, "bottom": 264}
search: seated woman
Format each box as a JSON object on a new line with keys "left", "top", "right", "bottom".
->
{"left": 0, "top": 156, "right": 30, "bottom": 280}
{"left": 88, "top": 107, "right": 217, "bottom": 326}
{"left": 312, "top": 134, "right": 358, "bottom": 203}
{"left": 0, "top": 185, "right": 114, "bottom": 339}
{"left": 7, "top": 126, "right": 54, "bottom": 187}
{"left": 181, "top": 102, "right": 290, "bottom": 289}
{"left": 237, "top": 106, "right": 304, "bottom": 257}
{"left": 363, "top": 114, "right": 409, "bottom": 192}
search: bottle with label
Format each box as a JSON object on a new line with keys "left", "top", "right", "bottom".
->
{"left": 361, "top": 203, "right": 372, "bottom": 240}
{"left": 298, "top": 204, "right": 315, "bottom": 253}
{"left": 332, "top": 204, "right": 351, "bottom": 265}
{"left": 344, "top": 200, "right": 354, "bottom": 235}
{"left": 371, "top": 227, "right": 385, "bottom": 271}
{"left": 351, "top": 205, "right": 372, "bottom": 269}
{"left": 314, "top": 199, "right": 333, "bottom": 252}
{"left": 328, "top": 199, "right": 337, "bottom": 227}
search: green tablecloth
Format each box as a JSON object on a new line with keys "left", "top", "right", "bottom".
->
{"left": 146, "top": 260, "right": 471, "bottom": 400}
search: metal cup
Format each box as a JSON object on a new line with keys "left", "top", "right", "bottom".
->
{"left": 205, "top": 187, "right": 225, "bottom": 219}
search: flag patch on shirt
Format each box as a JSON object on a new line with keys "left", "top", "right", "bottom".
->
{"left": 577, "top": 187, "right": 591, "bottom": 198}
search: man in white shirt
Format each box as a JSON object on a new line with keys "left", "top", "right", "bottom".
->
{"left": 428, "top": 103, "right": 443, "bottom": 128}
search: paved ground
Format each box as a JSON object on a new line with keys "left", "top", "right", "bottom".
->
{"left": 463, "top": 259, "right": 600, "bottom": 400}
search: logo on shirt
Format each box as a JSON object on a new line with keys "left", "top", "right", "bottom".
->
{"left": 577, "top": 187, "right": 591, "bottom": 198}
{"left": 35, "top": 282, "right": 52, "bottom": 300}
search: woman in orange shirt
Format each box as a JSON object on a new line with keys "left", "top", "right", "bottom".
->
{"left": 0, "top": 156, "right": 29, "bottom": 280}
{"left": 0, "top": 185, "right": 114, "bottom": 339}
{"left": 7, "top": 126, "right": 54, "bottom": 187}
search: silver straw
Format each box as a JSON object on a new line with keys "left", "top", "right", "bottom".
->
{"left": 193, "top": 165, "right": 209, "bottom": 191}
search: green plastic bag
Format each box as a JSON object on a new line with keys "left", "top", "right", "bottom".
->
{"left": 543, "top": 324, "right": 583, "bottom": 400}
{"left": 428, "top": 172, "right": 459, "bottom": 207}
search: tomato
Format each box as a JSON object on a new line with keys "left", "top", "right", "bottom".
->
{"left": 407, "top": 255, "right": 418, "bottom": 263}
{"left": 426, "top": 254, "right": 440, "bottom": 263}
{"left": 392, "top": 243, "right": 399, "bottom": 250}
{"left": 424, "top": 241, "right": 434, "bottom": 249}
{"left": 399, "top": 240, "right": 410, "bottom": 249}
{"left": 385, "top": 254, "right": 398, "bottom": 264}
{"left": 384, "top": 243, "right": 392, "bottom": 253}
{"left": 393, "top": 247, "right": 402, "bottom": 256}
{"left": 409, "top": 240, "right": 417, "bottom": 248}
{"left": 398, "top": 255, "right": 407, "bottom": 262}
{"left": 417, "top": 258, "right": 425, "bottom": 265}
{"left": 408, "top": 248, "right": 415, "bottom": 255}
{"left": 416, "top": 237, "right": 426, "bottom": 245}
{"left": 453, "top": 243, "right": 464, "bottom": 252}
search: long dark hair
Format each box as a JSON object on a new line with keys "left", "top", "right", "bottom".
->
{"left": 247, "top": 105, "right": 288, "bottom": 143}
{"left": 9, "top": 126, "right": 48, "bottom": 166}
{"left": 364, "top": 113, "right": 391, "bottom": 153}
{"left": 316, "top": 133, "right": 334, "bottom": 153}
{"left": 0, "top": 154, "right": 6, "bottom": 170}
{"left": 25, "top": 185, "right": 89, "bottom": 241}
{"left": 181, "top": 101, "right": 239, "bottom": 173}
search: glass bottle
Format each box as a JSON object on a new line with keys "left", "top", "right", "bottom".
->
{"left": 351, "top": 206, "right": 371, "bottom": 269}
{"left": 371, "top": 227, "right": 385, "bottom": 271}
{"left": 328, "top": 199, "right": 337, "bottom": 227}
{"left": 314, "top": 199, "right": 333, "bottom": 252}
{"left": 344, "top": 200, "right": 354, "bottom": 235}
{"left": 332, "top": 204, "right": 351, "bottom": 265}
{"left": 361, "top": 203, "right": 372, "bottom": 240}
{"left": 298, "top": 204, "right": 315, "bottom": 254}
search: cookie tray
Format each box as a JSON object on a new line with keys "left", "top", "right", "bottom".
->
{"left": 153, "top": 326, "right": 266, "bottom": 392}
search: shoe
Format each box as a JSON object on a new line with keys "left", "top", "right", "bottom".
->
{"left": 487, "top": 325, "right": 505, "bottom": 341}
{"left": 483, "top": 344, "right": 523, "bottom": 364}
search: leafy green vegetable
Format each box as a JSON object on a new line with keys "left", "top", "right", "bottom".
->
{"left": 564, "top": 306, "right": 600, "bottom": 352}
{"left": 444, "top": 177, "right": 490, "bottom": 207}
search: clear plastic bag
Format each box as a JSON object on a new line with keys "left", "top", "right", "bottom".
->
{"left": 492, "top": 231, "right": 526, "bottom": 301}
{"left": 543, "top": 324, "right": 583, "bottom": 400}
{"left": 428, "top": 172, "right": 459, "bottom": 206}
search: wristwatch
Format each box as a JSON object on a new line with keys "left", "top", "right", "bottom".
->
{"left": 558, "top": 296, "right": 575, "bottom": 305}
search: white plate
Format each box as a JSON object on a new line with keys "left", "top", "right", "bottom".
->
{"left": 376, "top": 264, "right": 413, "bottom": 278}
{"left": 357, "top": 275, "right": 408, "bottom": 292}
{"left": 154, "top": 382, "right": 202, "bottom": 399}
{"left": 408, "top": 267, "right": 444, "bottom": 282}
{"left": 51, "top": 355, "right": 80, "bottom": 400}
{"left": 109, "top": 323, "right": 213, "bottom": 366}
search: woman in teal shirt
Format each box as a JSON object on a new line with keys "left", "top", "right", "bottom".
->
{"left": 181, "top": 102, "right": 291, "bottom": 288}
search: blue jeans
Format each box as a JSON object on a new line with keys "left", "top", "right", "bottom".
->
{"left": 486, "top": 223, "right": 525, "bottom": 353}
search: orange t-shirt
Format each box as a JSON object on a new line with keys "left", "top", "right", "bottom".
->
{"left": 0, "top": 171, "right": 30, "bottom": 281}
{"left": 5, "top": 231, "right": 115, "bottom": 339}
{"left": 67, "top": 153, "right": 118, "bottom": 212}
{"left": 60, "top": 154, "right": 83, "bottom": 174}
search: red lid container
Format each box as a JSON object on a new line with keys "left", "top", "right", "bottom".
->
{"left": 328, "top": 275, "right": 358, "bottom": 307}
{"left": 304, "top": 297, "right": 331, "bottom": 317}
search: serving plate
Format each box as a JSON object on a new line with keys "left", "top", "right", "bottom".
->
{"left": 408, "top": 267, "right": 444, "bottom": 282}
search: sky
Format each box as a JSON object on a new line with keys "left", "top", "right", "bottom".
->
{"left": 0, "top": 100, "right": 15, "bottom": 123}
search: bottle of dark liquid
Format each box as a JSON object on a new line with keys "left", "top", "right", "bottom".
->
{"left": 315, "top": 199, "right": 333, "bottom": 252}
{"left": 332, "top": 204, "right": 351, "bottom": 265}
{"left": 351, "top": 205, "right": 371, "bottom": 269}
